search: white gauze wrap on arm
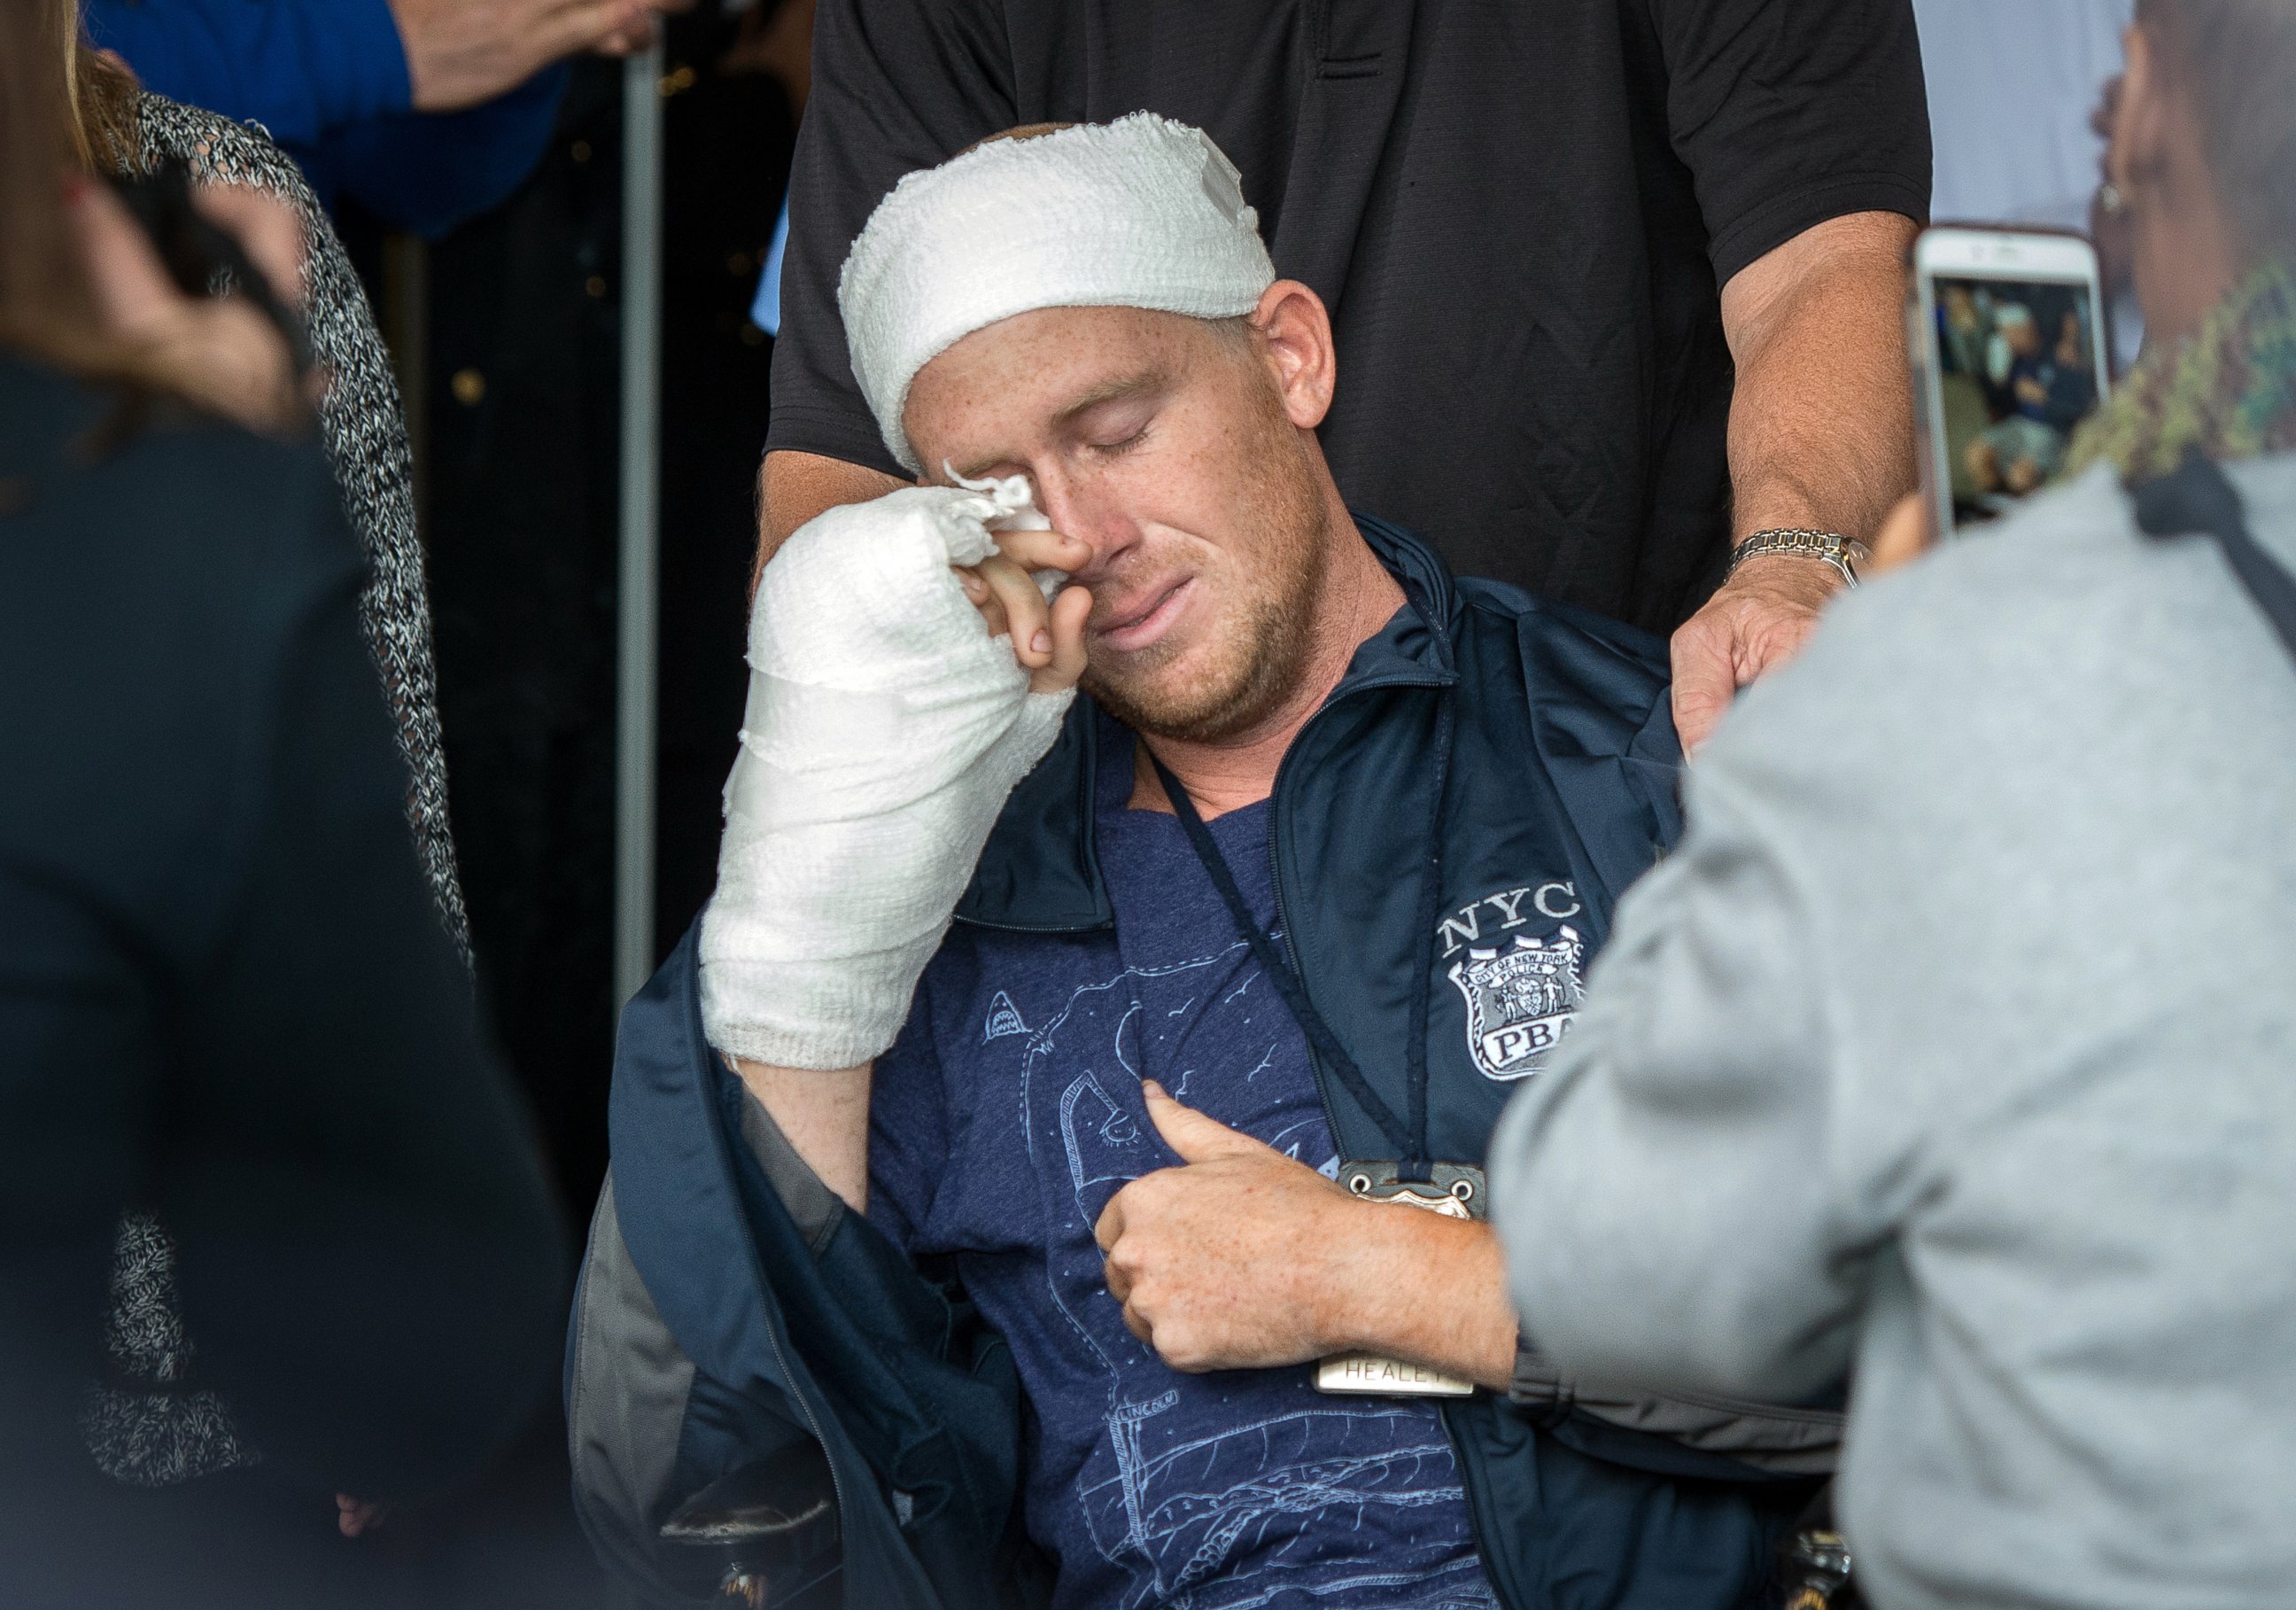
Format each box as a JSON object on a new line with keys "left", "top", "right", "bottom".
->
{"left": 699, "top": 477, "right": 1072, "bottom": 1069}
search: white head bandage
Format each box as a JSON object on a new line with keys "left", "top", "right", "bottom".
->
{"left": 838, "top": 113, "right": 1279, "bottom": 473}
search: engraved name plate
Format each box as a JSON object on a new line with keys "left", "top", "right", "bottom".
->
{"left": 1313, "top": 1163, "right": 1485, "bottom": 1398}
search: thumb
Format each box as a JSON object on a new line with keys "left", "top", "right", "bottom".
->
{"left": 1141, "top": 1081, "right": 1271, "bottom": 1164}
{"left": 1867, "top": 492, "right": 1931, "bottom": 577}
{"left": 1667, "top": 618, "right": 1738, "bottom": 758}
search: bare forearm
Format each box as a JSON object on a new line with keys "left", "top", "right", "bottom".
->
{"left": 732, "top": 1057, "right": 874, "bottom": 1212}
{"left": 1328, "top": 1213, "right": 1519, "bottom": 1393}
{"left": 1722, "top": 212, "right": 1920, "bottom": 544}
{"left": 753, "top": 448, "right": 907, "bottom": 594}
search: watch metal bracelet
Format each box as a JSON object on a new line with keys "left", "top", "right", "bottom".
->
{"left": 1726, "top": 528, "right": 1870, "bottom": 589}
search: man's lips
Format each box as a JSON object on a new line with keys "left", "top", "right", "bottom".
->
{"left": 1095, "top": 578, "right": 1194, "bottom": 654}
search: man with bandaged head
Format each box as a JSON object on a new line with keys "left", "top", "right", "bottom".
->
{"left": 571, "top": 120, "right": 1834, "bottom": 1610}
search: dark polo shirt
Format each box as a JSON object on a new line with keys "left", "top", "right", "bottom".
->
{"left": 765, "top": 0, "right": 1930, "bottom": 633}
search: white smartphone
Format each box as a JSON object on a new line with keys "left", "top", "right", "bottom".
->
{"left": 1910, "top": 227, "right": 2111, "bottom": 538}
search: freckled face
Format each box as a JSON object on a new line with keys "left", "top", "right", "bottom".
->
{"left": 903, "top": 305, "right": 1329, "bottom": 742}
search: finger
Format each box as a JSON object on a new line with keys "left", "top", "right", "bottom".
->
{"left": 1141, "top": 1080, "right": 1274, "bottom": 1163}
{"left": 1092, "top": 1194, "right": 1124, "bottom": 1256}
{"left": 1030, "top": 582, "right": 1092, "bottom": 696}
{"left": 67, "top": 181, "right": 183, "bottom": 342}
{"left": 955, "top": 565, "right": 1011, "bottom": 642}
{"left": 1119, "top": 1299, "right": 1153, "bottom": 1348}
{"left": 534, "top": 0, "right": 645, "bottom": 65}
{"left": 990, "top": 527, "right": 1090, "bottom": 576}
{"left": 1101, "top": 1251, "right": 1132, "bottom": 1304}
{"left": 175, "top": 301, "right": 306, "bottom": 432}
{"left": 975, "top": 554, "right": 1052, "bottom": 665}
{"left": 189, "top": 184, "right": 306, "bottom": 308}
{"left": 1867, "top": 492, "right": 1931, "bottom": 575}
{"left": 593, "top": 5, "right": 661, "bottom": 57}
{"left": 1667, "top": 616, "right": 1738, "bottom": 758}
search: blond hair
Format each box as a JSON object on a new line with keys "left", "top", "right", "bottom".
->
{"left": 0, "top": 0, "right": 144, "bottom": 373}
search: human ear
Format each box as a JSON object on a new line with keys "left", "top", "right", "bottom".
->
{"left": 1245, "top": 280, "right": 1337, "bottom": 431}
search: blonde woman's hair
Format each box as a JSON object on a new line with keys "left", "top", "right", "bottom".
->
{"left": 0, "top": 0, "right": 141, "bottom": 372}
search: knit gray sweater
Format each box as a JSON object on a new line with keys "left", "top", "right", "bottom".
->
{"left": 1492, "top": 456, "right": 2296, "bottom": 1610}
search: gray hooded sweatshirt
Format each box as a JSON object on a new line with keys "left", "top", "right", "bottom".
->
{"left": 1491, "top": 456, "right": 2296, "bottom": 1610}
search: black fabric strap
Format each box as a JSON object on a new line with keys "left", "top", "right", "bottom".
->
{"left": 2132, "top": 450, "right": 2296, "bottom": 664}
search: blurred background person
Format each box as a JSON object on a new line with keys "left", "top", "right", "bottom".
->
{"left": 28, "top": 7, "right": 485, "bottom": 1518}
{"left": 35, "top": 5, "right": 814, "bottom": 1599}
{"left": 1966, "top": 302, "right": 2075, "bottom": 494}
{"left": 1492, "top": 2, "right": 2296, "bottom": 1606}
{"left": 0, "top": 2, "right": 567, "bottom": 1603}
{"left": 82, "top": 0, "right": 679, "bottom": 237}
{"left": 756, "top": 0, "right": 1936, "bottom": 755}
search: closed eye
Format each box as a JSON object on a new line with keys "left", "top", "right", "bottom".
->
{"left": 1060, "top": 379, "right": 1165, "bottom": 460}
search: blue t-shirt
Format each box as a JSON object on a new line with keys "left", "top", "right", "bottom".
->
{"left": 870, "top": 722, "right": 1495, "bottom": 1610}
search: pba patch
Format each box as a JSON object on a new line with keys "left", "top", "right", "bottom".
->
{"left": 1447, "top": 925, "right": 1585, "bottom": 1081}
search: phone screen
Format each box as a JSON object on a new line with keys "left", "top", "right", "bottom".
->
{"left": 1927, "top": 274, "right": 2107, "bottom": 533}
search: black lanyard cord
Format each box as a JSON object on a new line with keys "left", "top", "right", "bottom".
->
{"left": 1146, "top": 694, "right": 1455, "bottom": 1172}
{"left": 2133, "top": 450, "right": 2296, "bottom": 664}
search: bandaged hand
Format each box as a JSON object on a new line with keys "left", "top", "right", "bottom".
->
{"left": 700, "top": 481, "right": 1090, "bottom": 1069}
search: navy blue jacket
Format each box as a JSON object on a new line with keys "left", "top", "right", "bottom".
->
{"left": 573, "top": 519, "right": 1813, "bottom": 1608}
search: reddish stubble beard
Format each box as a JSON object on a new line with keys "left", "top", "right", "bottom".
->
{"left": 1079, "top": 380, "right": 1332, "bottom": 745}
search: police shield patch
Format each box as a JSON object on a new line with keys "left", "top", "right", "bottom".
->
{"left": 1447, "top": 926, "right": 1585, "bottom": 1081}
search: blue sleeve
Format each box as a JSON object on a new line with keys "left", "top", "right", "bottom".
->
{"left": 750, "top": 201, "right": 791, "bottom": 336}
{"left": 85, "top": 0, "right": 410, "bottom": 150}
{"left": 320, "top": 65, "right": 568, "bottom": 238}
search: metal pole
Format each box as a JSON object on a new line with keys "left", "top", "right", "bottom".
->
{"left": 615, "top": 39, "right": 664, "bottom": 1008}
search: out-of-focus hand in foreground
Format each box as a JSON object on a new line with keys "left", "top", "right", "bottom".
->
{"left": 336, "top": 1494, "right": 390, "bottom": 1538}
{"left": 1867, "top": 493, "right": 1933, "bottom": 578}
{"left": 64, "top": 176, "right": 310, "bottom": 436}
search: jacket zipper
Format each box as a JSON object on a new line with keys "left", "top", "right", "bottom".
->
{"left": 1263, "top": 670, "right": 1449, "bottom": 1182}
{"left": 1267, "top": 674, "right": 1403, "bottom": 1154}
{"left": 1267, "top": 670, "right": 1528, "bottom": 1610}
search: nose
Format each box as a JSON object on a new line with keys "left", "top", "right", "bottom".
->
{"left": 1031, "top": 465, "right": 1142, "bottom": 583}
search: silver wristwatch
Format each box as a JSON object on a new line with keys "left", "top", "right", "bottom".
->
{"left": 1726, "top": 528, "right": 1871, "bottom": 589}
